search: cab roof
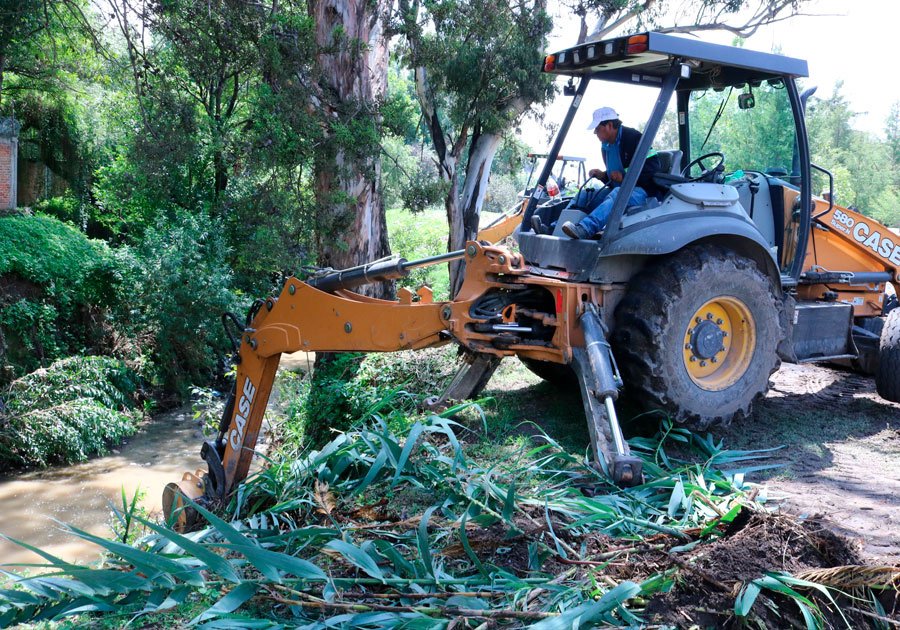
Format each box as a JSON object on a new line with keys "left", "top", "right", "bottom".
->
{"left": 544, "top": 32, "right": 808, "bottom": 90}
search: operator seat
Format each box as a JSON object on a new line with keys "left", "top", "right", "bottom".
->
{"left": 655, "top": 150, "right": 684, "bottom": 176}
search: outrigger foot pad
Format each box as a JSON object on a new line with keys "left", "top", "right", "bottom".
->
{"left": 611, "top": 456, "right": 644, "bottom": 487}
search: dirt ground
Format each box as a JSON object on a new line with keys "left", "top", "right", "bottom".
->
{"left": 718, "top": 362, "right": 900, "bottom": 564}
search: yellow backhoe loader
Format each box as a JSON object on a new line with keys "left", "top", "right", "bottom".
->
{"left": 165, "top": 32, "right": 900, "bottom": 530}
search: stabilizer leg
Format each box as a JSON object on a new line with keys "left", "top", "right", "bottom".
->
{"left": 424, "top": 351, "right": 501, "bottom": 410}
{"left": 574, "top": 305, "right": 643, "bottom": 486}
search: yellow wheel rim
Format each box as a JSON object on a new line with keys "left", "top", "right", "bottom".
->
{"left": 682, "top": 297, "right": 756, "bottom": 391}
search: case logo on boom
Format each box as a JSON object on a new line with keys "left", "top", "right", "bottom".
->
{"left": 228, "top": 377, "right": 256, "bottom": 450}
{"left": 830, "top": 209, "right": 900, "bottom": 265}
{"left": 851, "top": 219, "right": 900, "bottom": 266}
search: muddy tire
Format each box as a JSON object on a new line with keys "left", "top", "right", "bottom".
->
{"left": 612, "top": 245, "right": 783, "bottom": 429}
{"left": 519, "top": 357, "right": 574, "bottom": 387}
{"left": 875, "top": 309, "right": 900, "bottom": 402}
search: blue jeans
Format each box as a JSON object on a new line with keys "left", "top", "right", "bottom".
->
{"left": 574, "top": 186, "right": 648, "bottom": 236}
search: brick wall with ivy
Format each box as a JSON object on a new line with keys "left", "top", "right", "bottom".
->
{"left": 0, "top": 118, "right": 19, "bottom": 209}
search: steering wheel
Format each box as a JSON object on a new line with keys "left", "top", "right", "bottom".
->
{"left": 681, "top": 152, "right": 725, "bottom": 183}
{"left": 567, "top": 175, "right": 610, "bottom": 211}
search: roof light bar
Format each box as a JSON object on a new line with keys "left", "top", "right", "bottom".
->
{"left": 542, "top": 33, "right": 653, "bottom": 73}
{"left": 627, "top": 34, "right": 648, "bottom": 54}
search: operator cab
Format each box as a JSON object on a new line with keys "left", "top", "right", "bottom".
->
{"left": 518, "top": 32, "right": 812, "bottom": 287}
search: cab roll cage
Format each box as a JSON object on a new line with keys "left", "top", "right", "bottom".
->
{"left": 521, "top": 58, "right": 812, "bottom": 282}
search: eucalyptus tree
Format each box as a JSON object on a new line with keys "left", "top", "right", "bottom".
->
{"left": 309, "top": 0, "right": 393, "bottom": 294}
{"left": 572, "top": 0, "right": 817, "bottom": 42}
{"left": 394, "top": 0, "right": 555, "bottom": 294}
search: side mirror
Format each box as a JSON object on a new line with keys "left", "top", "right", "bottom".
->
{"left": 738, "top": 92, "right": 755, "bottom": 110}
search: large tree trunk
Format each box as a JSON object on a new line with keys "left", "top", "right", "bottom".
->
{"left": 310, "top": 0, "right": 391, "bottom": 299}
{"left": 447, "top": 130, "right": 502, "bottom": 295}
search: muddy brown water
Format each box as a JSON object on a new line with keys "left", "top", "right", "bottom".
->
{"left": 0, "top": 407, "right": 206, "bottom": 568}
{"left": 0, "top": 353, "right": 314, "bottom": 570}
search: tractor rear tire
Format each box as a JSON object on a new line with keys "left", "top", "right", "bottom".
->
{"left": 875, "top": 308, "right": 900, "bottom": 402}
{"left": 612, "top": 245, "right": 783, "bottom": 429}
{"left": 519, "top": 357, "right": 575, "bottom": 387}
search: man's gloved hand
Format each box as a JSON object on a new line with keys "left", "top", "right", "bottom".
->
{"left": 608, "top": 170, "right": 624, "bottom": 184}
{"left": 588, "top": 168, "right": 608, "bottom": 183}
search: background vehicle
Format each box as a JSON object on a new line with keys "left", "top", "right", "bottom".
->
{"left": 477, "top": 153, "right": 587, "bottom": 243}
{"left": 166, "top": 32, "right": 900, "bottom": 529}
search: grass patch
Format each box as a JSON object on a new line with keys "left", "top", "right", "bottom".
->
{"left": 386, "top": 206, "right": 450, "bottom": 300}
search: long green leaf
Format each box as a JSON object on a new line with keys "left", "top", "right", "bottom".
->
{"left": 135, "top": 515, "right": 241, "bottom": 583}
{"left": 190, "top": 582, "right": 258, "bottom": 626}
{"left": 458, "top": 511, "right": 488, "bottom": 578}
{"left": 527, "top": 581, "right": 641, "bottom": 629}
{"left": 501, "top": 482, "right": 517, "bottom": 522}
{"left": 352, "top": 448, "right": 388, "bottom": 496}
{"left": 180, "top": 498, "right": 283, "bottom": 583}
{"left": 735, "top": 581, "right": 762, "bottom": 617}
{"left": 324, "top": 540, "right": 384, "bottom": 581}
{"left": 0, "top": 535, "right": 78, "bottom": 571}
{"left": 60, "top": 523, "right": 201, "bottom": 586}
{"left": 392, "top": 421, "right": 425, "bottom": 486}
{"left": 417, "top": 505, "right": 438, "bottom": 579}
{"left": 218, "top": 544, "right": 326, "bottom": 582}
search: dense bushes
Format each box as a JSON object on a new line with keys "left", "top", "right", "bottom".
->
{"left": 0, "top": 211, "right": 236, "bottom": 396}
{"left": 116, "top": 211, "right": 237, "bottom": 395}
{"left": 0, "top": 214, "right": 121, "bottom": 380}
{"left": 0, "top": 356, "right": 142, "bottom": 468}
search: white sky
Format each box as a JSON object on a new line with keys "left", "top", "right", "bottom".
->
{"left": 520, "top": 0, "right": 900, "bottom": 161}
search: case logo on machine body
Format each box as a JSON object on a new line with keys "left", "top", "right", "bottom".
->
{"left": 829, "top": 209, "right": 900, "bottom": 266}
{"left": 229, "top": 377, "right": 257, "bottom": 450}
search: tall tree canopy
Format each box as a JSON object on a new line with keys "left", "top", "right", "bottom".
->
{"left": 571, "top": 0, "right": 816, "bottom": 42}
{"left": 394, "top": 0, "right": 555, "bottom": 293}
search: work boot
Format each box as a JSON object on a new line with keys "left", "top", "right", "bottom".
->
{"left": 531, "top": 215, "right": 546, "bottom": 234}
{"left": 562, "top": 221, "right": 589, "bottom": 240}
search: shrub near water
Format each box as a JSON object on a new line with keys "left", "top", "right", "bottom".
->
{"left": 0, "top": 214, "right": 121, "bottom": 380}
{"left": 0, "top": 356, "right": 142, "bottom": 468}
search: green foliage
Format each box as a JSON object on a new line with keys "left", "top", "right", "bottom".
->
{"left": 0, "top": 356, "right": 141, "bottom": 468}
{"left": 806, "top": 84, "right": 900, "bottom": 226}
{"left": 0, "top": 214, "right": 122, "bottom": 379}
{"left": 688, "top": 82, "right": 795, "bottom": 174}
{"left": 382, "top": 64, "right": 420, "bottom": 143}
{"left": 294, "top": 353, "right": 368, "bottom": 448}
{"left": 117, "top": 211, "right": 237, "bottom": 394}
{"left": 405, "top": 0, "right": 553, "bottom": 135}
{"left": 32, "top": 193, "right": 85, "bottom": 227}
{"left": 686, "top": 79, "right": 900, "bottom": 227}
{"left": 400, "top": 170, "right": 449, "bottom": 215}
{"left": 274, "top": 347, "right": 456, "bottom": 452}
{"left": 386, "top": 207, "right": 450, "bottom": 299}
{"left": 109, "top": 486, "right": 151, "bottom": 546}
{"left": 0, "top": 1, "right": 98, "bottom": 109}
{"left": 482, "top": 172, "right": 522, "bottom": 214}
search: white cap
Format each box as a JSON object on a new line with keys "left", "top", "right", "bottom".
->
{"left": 587, "top": 106, "right": 619, "bottom": 131}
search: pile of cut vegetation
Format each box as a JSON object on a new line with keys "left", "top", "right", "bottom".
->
{"left": 0, "top": 400, "right": 897, "bottom": 628}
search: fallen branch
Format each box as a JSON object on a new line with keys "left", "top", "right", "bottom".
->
{"left": 846, "top": 607, "right": 900, "bottom": 627}
{"left": 268, "top": 589, "right": 557, "bottom": 620}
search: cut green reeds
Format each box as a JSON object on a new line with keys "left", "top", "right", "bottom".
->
{"left": 0, "top": 394, "right": 892, "bottom": 628}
